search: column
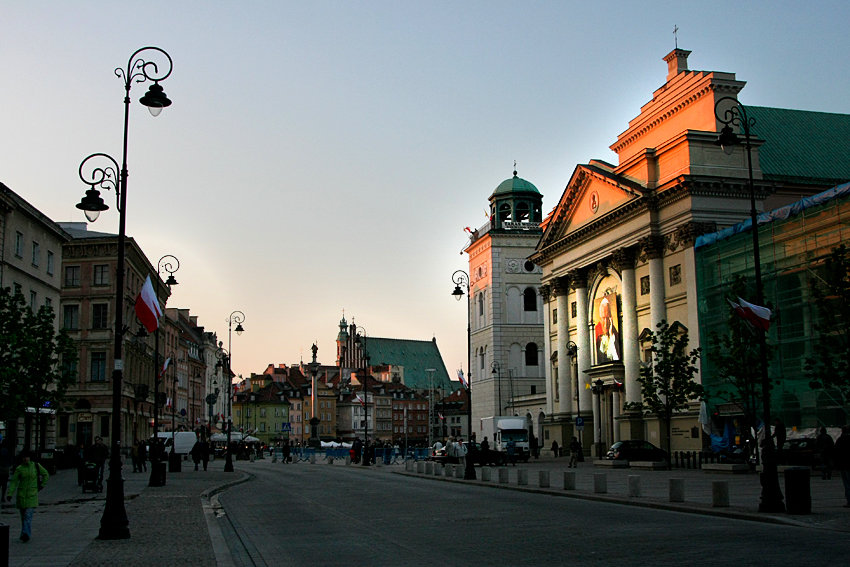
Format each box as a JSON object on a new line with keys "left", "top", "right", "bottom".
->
{"left": 555, "top": 279, "right": 571, "bottom": 415}
{"left": 613, "top": 248, "right": 640, "bottom": 406}
{"left": 612, "top": 390, "right": 621, "bottom": 443}
{"left": 541, "top": 284, "right": 553, "bottom": 416}
{"left": 570, "top": 270, "right": 592, "bottom": 415}
{"left": 642, "top": 236, "right": 667, "bottom": 332}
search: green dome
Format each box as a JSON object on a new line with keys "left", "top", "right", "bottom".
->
{"left": 491, "top": 171, "right": 541, "bottom": 198}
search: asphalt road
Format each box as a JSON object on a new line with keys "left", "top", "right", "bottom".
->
{"left": 217, "top": 462, "right": 847, "bottom": 566}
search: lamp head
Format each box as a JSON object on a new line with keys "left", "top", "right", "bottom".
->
{"left": 452, "top": 284, "right": 465, "bottom": 301}
{"left": 715, "top": 125, "right": 738, "bottom": 155}
{"left": 139, "top": 81, "right": 172, "bottom": 117}
{"left": 76, "top": 188, "right": 109, "bottom": 222}
{"left": 235, "top": 323, "right": 244, "bottom": 336}
{"left": 165, "top": 273, "right": 178, "bottom": 286}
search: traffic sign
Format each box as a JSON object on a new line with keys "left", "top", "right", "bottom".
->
{"left": 281, "top": 423, "right": 292, "bottom": 432}
{"left": 575, "top": 417, "right": 584, "bottom": 427}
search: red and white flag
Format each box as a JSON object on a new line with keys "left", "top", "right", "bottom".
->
{"left": 728, "top": 297, "right": 772, "bottom": 331}
{"left": 439, "top": 412, "right": 445, "bottom": 421}
{"left": 457, "top": 369, "right": 468, "bottom": 389}
{"left": 165, "top": 397, "right": 172, "bottom": 409}
{"left": 158, "top": 357, "right": 171, "bottom": 379}
{"left": 355, "top": 393, "right": 365, "bottom": 407}
{"left": 135, "top": 275, "right": 163, "bottom": 333}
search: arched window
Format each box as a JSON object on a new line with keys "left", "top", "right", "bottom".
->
{"left": 479, "top": 347, "right": 486, "bottom": 370}
{"left": 499, "top": 203, "right": 512, "bottom": 223}
{"left": 515, "top": 202, "right": 530, "bottom": 222}
{"left": 525, "top": 343, "right": 539, "bottom": 366}
{"left": 478, "top": 293, "right": 484, "bottom": 316}
{"left": 523, "top": 288, "right": 537, "bottom": 312}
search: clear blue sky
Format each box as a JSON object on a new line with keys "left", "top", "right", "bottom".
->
{"left": 2, "top": 1, "right": 848, "bottom": 381}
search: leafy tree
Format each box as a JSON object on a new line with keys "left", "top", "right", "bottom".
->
{"left": 806, "top": 243, "right": 850, "bottom": 406}
{"left": 706, "top": 275, "right": 773, "bottom": 461}
{"left": 626, "top": 319, "right": 704, "bottom": 468}
{"left": 0, "top": 286, "right": 77, "bottom": 438}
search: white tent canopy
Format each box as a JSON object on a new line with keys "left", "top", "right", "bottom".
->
{"left": 210, "top": 433, "right": 260, "bottom": 443}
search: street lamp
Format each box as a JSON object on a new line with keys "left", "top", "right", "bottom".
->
{"left": 450, "top": 269, "right": 476, "bottom": 480}
{"left": 223, "top": 311, "right": 245, "bottom": 472}
{"left": 567, "top": 341, "right": 582, "bottom": 452}
{"left": 148, "top": 254, "right": 179, "bottom": 487}
{"left": 74, "top": 46, "right": 173, "bottom": 541}
{"left": 355, "top": 327, "right": 371, "bottom": 466}
{"left": 714, "top": 97, "right": 785, "bottom": 513}
{"left": 490, "top": 361, "right": 502, "bottom": 415}
{"left": 308, "top": 344, "right": 321, "bottom": 449}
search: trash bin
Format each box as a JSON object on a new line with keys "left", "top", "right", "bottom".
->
{"left": 39, "top": 449, "right": 57, "bottom": 475}
{"left": 150, "top": 461, "right": 167, "bottom": 487}
{"left": 784, "top": 467, "right": 811, "bottom": 515}
{"left": 168, "top": 451, "right": 182, "bottom": 473}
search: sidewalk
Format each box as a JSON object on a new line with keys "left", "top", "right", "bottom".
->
{"left": 390, "top": 455, "right": 850, "bottom": 532}
{"left": 1, "top": 459, "right": 247, "bottom": 567}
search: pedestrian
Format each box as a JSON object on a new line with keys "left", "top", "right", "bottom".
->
{"left": 569, "top": 436, "right": 581, "bottom": 468}
{"left": 506, "top": 439, "right": 516, "bottom": 466}
{"left": 85, "top": 437, "right": 108, "bottom": 488}
{"left": 457, "top": 438, "right": 468, "bottom": 469}
{"left": 130, "top": 439, "right": 140, "bottom": 473}
{"left": 201, "top": 440, "right": 210, "bottom": 471}
{"left": 480, "top": 436, "right": 490, "bottom": 452}
{"left": 353, "top": 437, "right": 362, "bottom": 464}
{"left": 551, "top": 440, "right": 559, "bottom": 458}
{"left": 815, "top": 427, "right": 834, "bottom": 480}
{"left": 833, "top": 425, "right": 850, "bottom": 508}
{"left": 772, "top": 418, "right": 786, "bottom": 464}
{"left": 137, "top": 440, "right": 148, "bottom": 472}
{"left": 6, "top": 450, "right": 49, "bottom": 542}
{"left": 190, "top": 439, "right": 203, "bottom": 471}
{"left": 0, "top": 438, "right": 12, "bottom": 501}
{"left": 284, "top": 440, "right": 292, "bottom": 464}
{"left": 530, "top": 434, "right": 539, "bottom": 459}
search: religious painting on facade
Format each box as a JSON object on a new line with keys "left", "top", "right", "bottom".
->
{"left": 593, "top": 293, "right": 621, "bottom": 364}
{"left": 589, "top": 190, "right": 600, "bottom": 214}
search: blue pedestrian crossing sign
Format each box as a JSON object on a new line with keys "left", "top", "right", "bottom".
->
{"left": 281, "top": 423, "right": 292, "bottom": 432}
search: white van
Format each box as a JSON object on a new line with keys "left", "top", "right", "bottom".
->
{"left": 154, "top": 431, "right": 197, "bottom": 456}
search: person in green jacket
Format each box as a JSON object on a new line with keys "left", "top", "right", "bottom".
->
{"left": 5, "top": 450, "right": 49, "bottom": 542}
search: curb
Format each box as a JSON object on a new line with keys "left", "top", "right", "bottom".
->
{"left": 392, "top": 470, "right": 844, "bottom": 531}
{"left": 201, "top": 472, "right": 254, "bottom": 567}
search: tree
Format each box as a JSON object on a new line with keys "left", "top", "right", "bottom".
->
{"left": 805, "top": 244, "right": 850, "bottom": 407}
{"left": 626, "top": 319, "right": 704, "bottom": 468}
{"left": 0, "top": 286, "right": 77, "bottom": 442}
{"left": 706, "top": 275, "right": 773, "bottom": 462}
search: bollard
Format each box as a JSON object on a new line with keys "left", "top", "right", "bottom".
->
{"left": 593, "top": 473, "right": 607, "bottom": 494}
{"left": 712, "top": 481, "right": 730, "bottom": 507}
{"left": 309, "top": 454, "right": 316, "bottom": 465}
{"left": 425, "top": 462, "right": 434, "bottom": 475}
{"left": 345, "top": 456, "right": 351, "bottom": 466}
{"left": 482, "top": 467, "right": 492, "bottom": 482}
{"left": 444, "top": 464, "right": 452, "bottom": 477}
{"left": 406, "top": 460, "right": 413, "bottom": 472}
{"left": 669, "top": 478, "right": 684, "bottom": 502}
{"left": 455, "top": 465, "right": 465, "bottom": 479}
{"left": 628, "top": 475, "right": 642, "bottom": 498}
{"left": 563, "top": 471, "right": 576, "bottom": 491}
{"left": 785, "top": 467, "right": 812, "bottom": 515}
{"left": 539, "top": 470, "right": 550, "bottom": 488}
{"left": 417, "top": 462, "right": 425, "bottom": 474}
{"left": 435, "top": 464, "right": 443, "bottom": 476}
{"left": 499, "top": 468, "right": 509, "bottom": 483}
{"left": 517, "top": 469, "right": 528, "bottom": 485}
{"left": 328, "top": 456, "right": 334, "bottom": 465}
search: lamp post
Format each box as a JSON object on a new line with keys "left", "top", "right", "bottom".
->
{"left": 567, "top": 341, "right": 581, "bottom": 451}
{"left": 223, "top": 311, "right": 245, "bottom": 472}
{"left": 74, "top": 46, "right": 172, "bottom": 541}
{"left": 451, "top": 270, "right": 476, "bottom": 480}
{"left": 490, "top": 361, "right": 502, "bottom": 415}
{"left": 355, "top": 327, "right": 371, "bottom": 466}
{"left": 307, "top": 344, "right": 321, "bottom": 449}
{"left": 714, "top": 97, "right": 785, "bottom": 513}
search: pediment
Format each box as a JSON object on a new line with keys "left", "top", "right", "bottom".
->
{"left": 538, "top": 165, "right": 644, "bottom": 251}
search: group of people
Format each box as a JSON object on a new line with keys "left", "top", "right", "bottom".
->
{"left": 814, "top": 425, "right": 850, "bottom": 508}
{"left": 550, "top": 437, "right": 584, "bottom": 467}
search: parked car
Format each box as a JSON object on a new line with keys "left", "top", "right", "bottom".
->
{"left": 606, "top": 440, "right": 668, "bottom": 462}
{"left": 428, "top": 443, "right": 507, "bottom": 466}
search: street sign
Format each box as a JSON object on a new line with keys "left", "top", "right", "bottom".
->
{"left": 575, "top": 417, "right": 584, "bottom": 427}
{"left": 281, "top": 423, "right": 291, "bottom": 432}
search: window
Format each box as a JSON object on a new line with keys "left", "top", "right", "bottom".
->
{"left": 92, "top": 304, "right": 108, "bottom": 329}
{"left": 47, "top": 251, "right": 54, "bottom": 275}
{"left": 94, "top": 265, "right": 109, "bottom": 286}
{"left": 523, "top": 288, "right": 537, "bottom": 311}
{"left": 260, "top": 422, "right": 266, "bottom": 432}
{"left": 478, "top": 294, "right": 484, "bottom": 316}
{"left": 90, "top": 352, "right": 107, "bottom": 382}
{"left": 100, "top": 415, "right": 110, "bottom": 437}
{"left": 14, "top": 232, "right": 24, "bottom": 257}
{"left": 65, "top": 266, "right": 81, "bottom": 287}
{"left": 62, "top": 359, "right": 78, "bottom": 383}
{"left": 640, "top": 275, "right": 650, "bottom": 296}
{"left": 63, "top": 305, "right": 80, "bottom": 330}
{"left": 45, "top": 297, "right": 52, "bottom": 308}
{"left": 29, "top": 291, "right": 36, "bottom": 309}
{"left": 260, "top": 408, "right": 266, "bottom": 417}
{"left": 525, "top": 343, "right": 539, "bottom": 366}
{"left": 236, "top": 409, "right": 242, "bottom": 418}
{"left": 247, "top": 408, "right": 252, "bottom": 418}
{"left": 552, "top": 309, "right": 558, "bottom": 325}
{"left": 31, "top": 242, "right": 40, "bottom": 267}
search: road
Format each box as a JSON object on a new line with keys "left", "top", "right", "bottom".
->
{"left": 217, "top": 461, "right": 847, "bottom": 566}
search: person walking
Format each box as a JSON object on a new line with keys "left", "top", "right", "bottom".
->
{"left": 480, "top": 436, "right": 490, "bottom": 452}
{"left": 201, "top": 439, "right": 210, "bottom": 471}
{"left": 815, "top": 427, "right": 834, "bottom": 480}
{"left": 137, "top": 440, "right": 148, "bottom": 473}
{"left": 190, "top": 439, "right": 203, "bottom": 471}
{"left": 551, "top": 440, "right": 560, "bottom": 458}
{"left": 6, "top": 450, "right": 49, "bottom": 542}
{"left": 506, "top": 439, "right": 516, "bottom": 466}
{"left": 833, "top": 425, "right": 850, "bottom": 508}
{"left": 772, "top": 418, "right": 787, "bottom": 464}
{"left": 569, "top": 437, "right": 582, "bottom": 468}
{"left": 130, "top": 439, "right": 140, "bottom": 473}
{"left": 530, "top": 434, "right": 539, "bottom": 459}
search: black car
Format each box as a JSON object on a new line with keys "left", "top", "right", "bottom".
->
{"left": 428, "top": 443, "right": 506, "bottom": 467}
{"left": 606, "top": 440, "right": 668, "bottom": 462}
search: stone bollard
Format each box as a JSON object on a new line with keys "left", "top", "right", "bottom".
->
{"left": 345, "top": 456, "right": 351, "bottom": 466}
{"left": 435, "top": 464, "right": 443, "bottom": 476}
{"left": 309, "top": 454, "right": 316, "bottom": 465}
{"left": 669, "top": 478, "right": 685, "bottom": 502}
{"left": 499, "top": 468, "right": 509, "bottom": 483}
{"left": 628, "top": 475, "right": 642, "bottom": 498}
{"left": 417, "top": 462, "right": 425, "bottom": 474}
{"left": 517, "top": 469, "right": 528, "bottom": 485}
{"left": 425, "top": 462, "right": 434, "bottom": 475}
{"left": 444, "top": 464, "right": 453, "bottom": 477}
{"left": 328, "top": 456, "right": 334, "bottom": 465}
{"left": 405, "top": 459, "right": 413, "bottom": 472}
{"left": 712, "top": 481, "right": 730, "bottom": 508}
{"left": 482, "top": 467, "right": 492, "bottom": 482}
{"left": 539, "top": 470, "right": 550, "bottom": 488}
{"left": 563, "top": 471, "right": 576, "bottom": 491}
{"left": 594, "top": 473, "right": 607, "bottom": 494}
{"left": 455, "top": 465, "right": 465, "bottom": 479}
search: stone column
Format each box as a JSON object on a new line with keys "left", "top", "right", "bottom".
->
{"left": 554, "top": 278, "right": 571, "bottom": 415}
{"left": 541, "top": 284, "right": 553, "bottom": 415}
{"left": 612, "top": 390, "right": 621, "bottom": 443}
{"left": 641, "top": 236, "right": 667, "bottom": 333}
{"left": 674, "top": 222, "right": 712, "bottom": 381}
{"left": 570, "top": 270, "right": 592, "bottom": 416}
{"left": 613, "top": 248, "right": 640, "bottom": 406}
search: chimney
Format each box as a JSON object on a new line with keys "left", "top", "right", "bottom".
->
{"left": 663, "top": 48, "right": 691, "bottom": 82}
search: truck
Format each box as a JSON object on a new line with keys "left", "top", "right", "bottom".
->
{"left": 479, "top": 416, "right": 530, "bottom": 462}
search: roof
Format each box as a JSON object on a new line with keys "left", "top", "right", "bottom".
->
{"left": 490, "top": 172, "right": 541, "bottom": 198}
{"left": 748, "top": 106, "right": 850, "bottom": 186}
{"left": 0, "top": 183, "right": 72, "bottom": 242}
{"left": 361, "top": 337, "right": 453, "bottom": 390}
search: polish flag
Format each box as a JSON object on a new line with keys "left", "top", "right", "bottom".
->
{"left": 457, "top": 369, "right": 468, "bottom": 389}
{"left": 355, "top": 393, "right": 366, "bottom": 407}
{"left": 728, "top": 297, "right": 772, "bottom": 331}
{"left": 439, "top": 412, "right": 445, "bottom": 421}
{"left": 158, "top": 357, "right": 171, "bottom": 379}
{"left": 135, "top": 275, "right": 163, "bottom": 333}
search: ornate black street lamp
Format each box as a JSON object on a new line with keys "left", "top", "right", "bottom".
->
{"left": 150, "top": 254, "right": 178, "bottom": 487}
{"left": 74, "top": 46, "right": 173, "bottom": 541}
{"left": 451, "top": 270, "right": 476, "bottom": 480}
{"left": 222, "top": 311, "right": 245, "bottom": 472}
{"left": 355, "top": 327, "right": 372, "bottom": 466}
{"left": 714, "top": 97, "right": 785, "bottom": 513}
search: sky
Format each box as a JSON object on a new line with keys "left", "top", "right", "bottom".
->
{"left": 2, "top": 1, "right": 849, "bottom": 381}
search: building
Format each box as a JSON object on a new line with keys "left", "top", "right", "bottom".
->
{"left": 232, "top": 377, "right": 291, "bottom": 446}
{"left": 0, "top": 183, "right": 71, "bottom": 452}
{"left": 463, "top": 171, "right": 547, "bottom": 430}
{"left": 530, "top": 48, "right": 845, "bottom": 456}
{"left": 433, "top": 388, "right": 469, "bottom": 442}
{"left": 387, "top": 383, "right": 429, "bottom": 447}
